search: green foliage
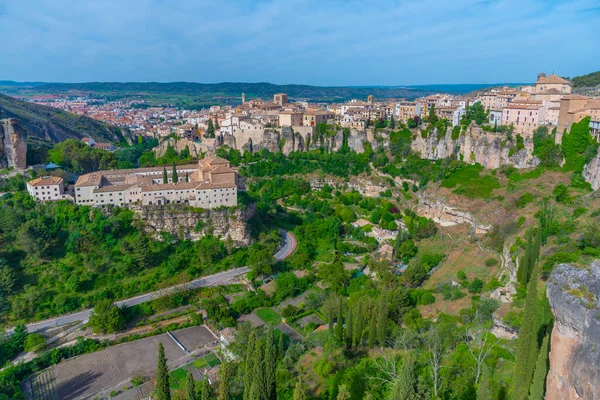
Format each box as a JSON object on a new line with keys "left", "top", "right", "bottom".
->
{"left": 88, "top": 299, "right": 125, "bottom": 334}
{"left": 187, "top": 371, "right": 196, "bottom": 400}
{"left": 528, "top": 334, "right": 550, "bottom": 400}
{"left": 562, "top": 117, "right": 593, "bottom": 172}
{"left": 571, "top": 70, "right": 600, "bottom": 87}
{"left": 48, "top": 139, "right": 117, "bottom": 172}
{"left": 441, "top": 164, "right": 500, "bottom": 199}
{"left": 462, "top": 102, "right": 488, "bottom": 126}
{"left": 533, "top": 127, "right": 563, "bottom": 167}
{"left": 23, "top": 334, "right": 46, "bottom": 353}
{"left": 155, "top": 343, "right": 171, "bottom": 400}
{"left": 552, "top": 183, "right": 571, "bottom": 203}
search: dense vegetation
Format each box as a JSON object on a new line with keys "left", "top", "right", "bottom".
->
{"left": 571, "top": 70, "right": 600, "bottom": 88}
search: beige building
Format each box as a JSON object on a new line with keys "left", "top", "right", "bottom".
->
{"left": 502, "top": 100, "right": 547, "bottom": 135}
{"left": 74, "top": 157, "right": 238, "bottom": 208}
{"left": 303, "top": 110, "right": 334, "bottom": 127}
{"left": 557, "top": 95, "right": 600, "bottom": 133}
{"left": 27, "top": 176, "right": 73, "bottom": 202}
{"left": 278, "top": 110, "right": 304, "bottom": 127}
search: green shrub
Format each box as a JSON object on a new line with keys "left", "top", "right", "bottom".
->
{"left": 468, "top": 278, "right": 484, "bottom": 294}
{"left": 457, "top": 270, "right": 467, "bottom": 280}
{"left": 485, "top": 258, "right": 499, "bottom": 267}
{"left": 515, "top": 192, "right": 535, "bottom": 208}
{"left": 553, "top": 184, "right": 571, "bottom": 203}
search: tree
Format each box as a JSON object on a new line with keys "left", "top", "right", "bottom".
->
{"left": 388, "top": 115, "right": 396, "bottom": 129}
{"left": 353, "top": 301, "right": 364, "bottom": 347}
{"left": 336, "top": 384, "right": 351, "bottom": 400}
{"left": 247, "top": 247, "right": 275, "bottom": 279}
{"left": 0, "top": 259, "right": 17, "bottom": 296}
{"left": 476, "top": 366, "right": 491, "bottom": 400}
{"left": 163, "top": 166, "right": 168, "bottom": 184}
{"left": 421, "top": 324, "right": 446, "bottom": 397}
{"left": 185, "top": 172, "right": 189, "bottom": 182}
{"left": 368, "top": 312, "right": 377, "bottom": 348}
{"left": 132, "top": 232, "right": 151, "bottom": 269}
{"left": 88, "top": 299, "right": 124, "bottom": 334}
{"left": 243, "top": 332, "right": 256, "bottom": 400}
{"left": 218, "top": 362, "right": 230, "bottom": 400}
{"left": 511, "top": 265, "right": 542, "bottom": 400}
{"left": 428, "top": 105, "right": 438, "bottom": 124}
{"left": 200, "top": 379, "right": 212, "bottom": 400}
{"left": 528, "top": 334, "right": 550, "bottom": 400}
{"left": 172, "top": 163, "right": 179, "bottom": 183}
{"left": 335, "top": 297, "right": 344, "bottom": 342}
{"left": 345, "top": 306, "right": 353, "bottom": 346}
{"left": 264, "top": 328, "right": 277, "bottom": 400}
{"left": 206, "top": 119, "right": 215, "bottom": 138}
{"left": 187, "top": 371, "right": 196, "bottom": 400}
{"left": 24, "top": 333, "right": 46, "bottom": 353}
{"left": 278, "top": 331, "right": 284, "bottom": 359}
{"left": 376, "top": 292, "right": 388, "bottom": 346}
{"left": 389, "top": 357, "right": 417, "bottom": 400}
{"left": 155, "top": 343, "right": 171, "bottom": 400}
{"left": 463, "top": 328, "right": 501, "bottom": 383}
{"left": 293, "top": 378, "right": 308, "bottom": 400}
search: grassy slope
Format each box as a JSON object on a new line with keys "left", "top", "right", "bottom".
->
{"left": 0, "top": 94, "right": 128, "bottom": 143}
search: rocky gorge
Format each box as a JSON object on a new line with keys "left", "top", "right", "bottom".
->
{"left": 0, "top": 118, "right": 27, "bottom": 169}
{"left": 546, "top": 262, "right": 600, "bottom": 399}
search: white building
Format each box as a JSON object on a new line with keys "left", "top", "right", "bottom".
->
{"left": 26, "top": 176, "right": 74, "bottom": 202}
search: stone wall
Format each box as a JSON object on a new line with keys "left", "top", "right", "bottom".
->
{"left": 0, "top": 118, "right": 27, "bottom": 169}
{"left": 546, "top": 262, "right": 600, "bottom": 400}
{"left": 132, "top": 203, "right": 255, "bottom": 246}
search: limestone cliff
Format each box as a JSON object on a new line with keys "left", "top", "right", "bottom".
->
{"left": 546, "top": 262, "right": 600, "bottom": 400}
{"left": 411, "top": 125, "right": 540, "bottom": 169}
{"left": 154, "top": 138, "right": 207, "bottom": 158}
{"left": 133, "top": 204, "right": 255, "bottom": 246}
{"left": 417, "top": 196, "right": 492, "bottom": 234}
{"left": 0, "top": 118, "right": 27, "bottom": 169}
{"left": 583, "top": 147, "right": 600, "bottom": 190}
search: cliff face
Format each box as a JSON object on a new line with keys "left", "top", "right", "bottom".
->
{"left": 154, "top": 138, "right": 207, "bottom": 158}
{"left": 133, "top": 204, "right": 255, "bottom": 246}
{"left": 583, "top": 147, "right": 600, "bottom": 190}
{"left": 0, "top": 118, "right": 27, "bottom": 169}
{"left": 417, "top": 196, "right": 492, "bottom": 234}
{"left": 411, "top": 126, "right": 540, "bottom": 169}
{"left": 546, "top": 262, "right": 600, "bottom": 400}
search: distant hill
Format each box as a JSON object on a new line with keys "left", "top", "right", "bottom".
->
{"left": 0, "top": 94, "right": 129, "bottom": 144}
{"left": 571, "top": 71, "right": 600, "bottom": 88}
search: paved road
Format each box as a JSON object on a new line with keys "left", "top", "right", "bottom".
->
{"left": 11, "top": 230, "right": 296, "bottom": 335}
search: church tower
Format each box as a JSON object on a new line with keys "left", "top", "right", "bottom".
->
{"left": 241, "top": 93, "right": 246, "bottom": 103}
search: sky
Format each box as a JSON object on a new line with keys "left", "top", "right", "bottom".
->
{"left": 0, "top": 0, "right": 599, "bottom": 86}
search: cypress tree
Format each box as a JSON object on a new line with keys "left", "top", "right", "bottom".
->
{"left": 328, "top": 303, "right": 335, "bottom": 336}
{"left": 264, "top": 328, "right": 277, "bottom": 400}
{"left": 389, "top": 356, "right": 417, "bottom": 400}
{"left": 511, "top": 265, "right": 541, "bottom": 400}
{"left": 376, "top": 292, "right": 389, "bottom": 346}
{"left": 293, "top": 378, "right": 308, "bottom": 400}
{"left": 200, "top": 379, "right": 211, "bottom": 400}
{"left": 353, "top": 301, "right": 364, "bottom": 347}
{"left": 528, "top": 334, "right": 550, "bottom": 400}
{"left": 243, "top": 333, "right": 256, "bottom": 400}
{"left": 155, "top": 343, "right": 171, "bottom": 400}
{"left": 172, "top": 163, "right": 178, "bottom": 183}
{"left": 345, "top": 306, "right": 353, "bottom": 346}
{"left": 163, "top": 166, "right": 168, "bottom": 184}
{"left": 277, "top": 330, "right": 284, "bottom": 359}
{"left": 335, "top": 297, "right": 344, "bottom": 342}
{"left": 368, "top": 312, "right": 377, "bottom": 348}
{"left": 186, "top": 371, "right": 196, "bottom": 400}
{"left": 249, "top": 339, "right": 265, "bottom": 400}
{"left": 476, "top": 366, "right": 491, "bottom": 400}
{"left": 185, "top": 172, "right": 189, "bottom": 182}
{"left": 218, "top": 362, "right": 230, "bottom": 400}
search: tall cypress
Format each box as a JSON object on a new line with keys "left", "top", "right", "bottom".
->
{"left": 353, "top": 301, "right": 364, "bottom": 347}
{"left": 264, "top": 328, "right": 277, "bottom": 400}
{"left": 511, "top": 265, "right": 541, "bottom": 400}
{"left": 200, "top": 379, "right": 211, "bottom": 400}
{"left": 278, "top": 331, "right": 284, "bottom": 359}
{"left": 249, "top": 339, "right": 265, "bottom": 400}
{"left": 155, "top": 343, "right": 171, "bottom": 400}
{"left": 185, "top": 172, "right": 189, "bottom": 182}
{"left": 529, "top": 334, "right": 550, "bottom": 400}
{"left": 243, "top": 332, "right": 256, "bottom": 400}
{"left": 172, "top": 163, "right": 179, "bottom": 183}
{"left": 376, "top": 292, "right": 388, "bottom": 347}
{"left": 328, "top": 303, "right": 335, "bottom": 336}
{"left": 368, "top": 312, "right": 377, "bottom": 348}
{"left": 345, "top": 306, "right": 353, "bottom": 347}
{"left": 162, "top": 166, "right": 168, "bottom": 184}
{"left": 335, "top": 297, "right": 344, "bottom": 342}
{"left": 186, "top": 371, "right": 196, "bottom": 400}
{"left": 218, "top": 362, "right": 230, "bottom": 400}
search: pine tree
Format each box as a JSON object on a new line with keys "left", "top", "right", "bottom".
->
{"left": 335, "top": 297, "right": 344, "bottom": 342}
{"left": 163, "top": 166, "right": 168, "bottom": 184}
{"left": 511, "top": 265, "right": 541, "bottom": 400}
{"left": 389, "top": 357, "right": 417, "bottom": 400}
{"left": 336, "top": 384, "right": 351, "bottom": 400}
{"left": 293, "top": 378, "right": 308, "bottom": 400}
{"left": 243, "top": 332, "right": 256, "bottom": 400}
{"left": 353, "top": 301, "right": 364, "bottom": 347}
{"left": 155, "top": 343, "right": 171, "bottom": 400}
{"left": 528, "top": 334, "right": 550, "bottom": 400}
{"left": 218, "top": 362, "right": 230, "bottom": 400}
{"left": 345, "top": 306, "right": 353, "bottom": 346}
{"left": 476, "top": 366, "right": 491, "bottom": 400}
{"left": 376, "top": 292, "right": 389, "bottom": 346}
{"left": 172, "top": 163, "right": 178, "bottom": 183}
{"left": 368, "top": 312, "right": 377, "bottom": 348}
{"left": 264, "top": 328, "right": 277, "bottom": 400}
{"left": 186, "top": 371, "right": 196, "bottom": 400}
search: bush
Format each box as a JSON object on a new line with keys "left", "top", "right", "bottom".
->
{"left": 24, "top": 334, "right": 46, "bottom": 353}
{"left": 515, "top": 192, "right": 534, "bottom": 208}
{"left": 88, "top": 299, "right": 125, "bottom": 334}
{"left": 468, "top": 278, "right": 484, "bottom": 294}
{"left": 553, "top": 184, "right": 571, "bottom": 204}
{"left": 485, "top": 257, "right": 499, "bottom": 267}
{"left": 457, "top": 270, "right": 467, "bottom": 280}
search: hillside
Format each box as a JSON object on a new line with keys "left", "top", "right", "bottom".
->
{"left": 0, "top": 94, "right": 129, "bottom": 144}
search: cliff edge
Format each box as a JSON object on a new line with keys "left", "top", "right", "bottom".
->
{"left": 0, "top": 118, "right": 27, "bottom": 169}
{"left": 546, "top": 262, "right": 600, "bottom": 399}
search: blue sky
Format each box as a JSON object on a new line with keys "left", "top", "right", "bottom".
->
{"left": 0, "top": 0, "right": 598, "bottom": 85}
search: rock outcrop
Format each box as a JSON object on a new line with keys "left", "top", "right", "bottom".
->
{"left": 417, "top": 196, "right": 492, "bottom": 234}
{"left": 583, "top": 147, "right": 600, "bottom": 190}
{"left": 0, "top": 118, "right": 27, "bottom": 169}
{"left": 133, "top": 204, "right": 255, "bottom": 246}
{"left": 546, "top": 262, "right": 600, "bottom": 400}
{"left": 154, "top": 138, "right": 207, "bottom": 158}
{"left": 411, "top": 125, "right": 540, "bottom": 169}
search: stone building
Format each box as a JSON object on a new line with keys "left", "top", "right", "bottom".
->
{"left": 73, "top": 156, "right": 238, "bottom": 208}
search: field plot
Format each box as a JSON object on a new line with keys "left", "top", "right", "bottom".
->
{"left": 29, "top": 326, "right": 214, "bottom": 400}
{"left": 255, "top": 308, "right": 282, "bottom": 325}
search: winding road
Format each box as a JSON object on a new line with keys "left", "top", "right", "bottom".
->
{"left": 12, "top": 229, "right": 297, "bottom": 334}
